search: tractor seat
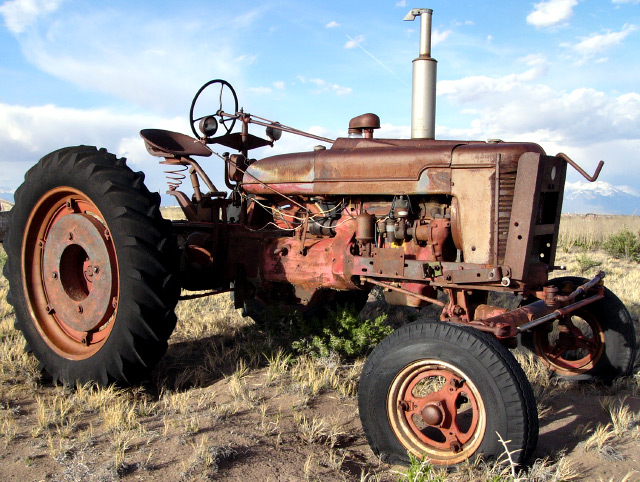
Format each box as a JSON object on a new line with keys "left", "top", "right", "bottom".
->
{"left": 140, "top": 129, "right": 212, "bottom": 158}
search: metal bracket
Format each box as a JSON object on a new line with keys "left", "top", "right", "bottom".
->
{"left": 444, "top": 267, "right": 502, "bottom": 284}
{"left": 372, "top": 247, "right": 405, "bottom": 277}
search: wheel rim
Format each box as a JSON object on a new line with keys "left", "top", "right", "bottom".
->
{"left": 532, "top": 313, "right": 605, "bottom": 376}
{"left": 387, "top": 359, "right": 486, "bottom": 465}
{"left": 22, "top": 187, "right": 119, "bottom": 359}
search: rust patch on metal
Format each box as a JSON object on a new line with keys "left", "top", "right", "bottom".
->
{"left": 372, "top": 247, "right": 405, "bottom": 277}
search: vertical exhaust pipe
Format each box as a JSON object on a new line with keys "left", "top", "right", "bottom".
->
{"left": 404, "top": 8, "right": 437, "bottom": 139}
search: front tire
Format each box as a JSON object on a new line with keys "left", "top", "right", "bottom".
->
{"left": 520, "top": 276, "right": 636, "bottom": 383}
{"left": 358, "top": 320, "right": 538, "bottom": 466}
{"left": 4, "top": 146, "right": 179, "bottom": 385}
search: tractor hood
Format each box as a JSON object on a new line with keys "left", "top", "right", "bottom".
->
{"left": 242, "top": 137, "right": 545, "bottom": 196}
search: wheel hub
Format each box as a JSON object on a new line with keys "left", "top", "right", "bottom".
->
{"left": 421, "top": 403, "right": 445, "bottom": 426}
{"left": 42, "top": 213, "right": 115, "bottom": 332}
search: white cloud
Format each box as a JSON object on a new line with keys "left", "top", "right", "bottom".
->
{"left": 438, "top": 70, "right": 640, "bottom": 151}
{"left": 344, "top": 34, "right": 365, "bottom": 49}
{"left": 437, "top": 66, "right": 547, "bottom": 102}
{"left": 562, "top": 24, "right": 637, "bottom": 61}
{"left": 432, "top": 29, "right": 451, "bottom": 46}
{"left": 526, "top": 0, "right": 577, "bottom": 28}
{"left": 395, "top": 0, "right": 407, "bottom": 7}
{"left": 378, "top": 123, "right": 410, "bottom": 139}
{"left": 612, "top": 0, "right": 640, "bottom": 3}
{"left": 5, "top": 8, "right": 253, "bottom": 114}
{"left": 248, "top": 86, "right": 273, "bottom": 94}
{"left": 307, "top": 78, "right": 352, "bottom": 96}
{"left": 0, "top": 102, "right": 186, "bottom": 193}
{"left": 519, "top": 53, "right": 548, "bottom": 67}
{"left": 273, "top": 81, "right": 286, "bottom": 90}
{"left": 0, "top": 0, "right": 61, "bottom": 33}
{"left": 325, "top": 20, "right": 339, "bottom": 28}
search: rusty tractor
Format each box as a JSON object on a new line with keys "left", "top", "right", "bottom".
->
{"left": 3, "top": 8, "right": 636, "bottom": 467}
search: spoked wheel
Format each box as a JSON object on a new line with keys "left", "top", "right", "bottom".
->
{"left": 520, "top": 277, "right": 636, "bottom": 383}
{"left": 4, "top": 146, "right": 179, "bottom": 385}
{"left": 358, "top": 320, "right": 538, "bottom": 466}
{"left": 531, "top": 315, "right": 604, "bottom": 376}
{"left": 388, "top": 360, "right": 485, "bottom": 463}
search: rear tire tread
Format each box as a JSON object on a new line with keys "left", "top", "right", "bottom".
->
{"left": 4, "top": 146, "right": 179, "bottom": 385}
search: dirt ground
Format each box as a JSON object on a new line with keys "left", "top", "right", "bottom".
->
{"left": 2, "top": 240, "right": 640, "bottom": 481}
{"left": 2, "top": 366, "right": 640, "bottom": 481}
{"left": 2, "top": 304, "right": 640, "bottom": 482}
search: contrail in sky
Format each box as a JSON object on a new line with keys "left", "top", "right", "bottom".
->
{"left": 346, "top": 35, "right": 409, "bottom": 87}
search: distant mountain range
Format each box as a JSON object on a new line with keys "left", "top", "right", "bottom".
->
{"left": 1, "top": 182, "right": 638, "bottom": 215}
{"left": 562, "top": 181, "right": 640, "bottom": 215}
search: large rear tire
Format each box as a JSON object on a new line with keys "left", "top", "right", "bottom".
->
{"left": 3, "top": 146, "right": 179, "bottom": 385}
{"left": 519, "top": 276, "right": 636, "bottom": 383}
{"left": 358, "top": 320, "right": 538, "bottom": 466}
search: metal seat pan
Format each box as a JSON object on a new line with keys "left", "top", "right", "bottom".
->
{"left": 140, "top": 129, "right": 212, "bottom": 158}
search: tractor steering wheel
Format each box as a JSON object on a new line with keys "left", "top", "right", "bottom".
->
{"left": 189, "top": 79, "right": 239, "bottom": 138}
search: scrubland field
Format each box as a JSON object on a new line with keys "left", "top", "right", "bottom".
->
{"left": 1, "top": 214, "right": 640, "bottom": 481}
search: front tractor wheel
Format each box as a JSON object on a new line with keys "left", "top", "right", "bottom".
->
{"left": 358, "top": 321, "right": 538, "bottom": 466}
{"left": 520, "top": 276, "right": 636, "bottom": 383}
{"left": 4, "top": 146, "right": 179, "bottom": 385}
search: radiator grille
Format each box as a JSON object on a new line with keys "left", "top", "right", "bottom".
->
{"left": 497, "top": 168, "right": 517, "bottom": 264}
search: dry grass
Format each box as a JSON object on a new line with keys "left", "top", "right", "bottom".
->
{"left": 558, "top": 214, "right": 640, "bottom": 251}
{"left": 1, "top": 214, "right": 640, "bottom": 480}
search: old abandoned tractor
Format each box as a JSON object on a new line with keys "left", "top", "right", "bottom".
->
{"left": 3, "top": 8, "right": 636, "bottom": 467}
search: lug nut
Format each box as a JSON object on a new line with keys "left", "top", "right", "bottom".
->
{"left": 52, "top": 272, "right": 58, "bottom": 280}
{"left": 77, "top": 305, "right": 83, "bottom": 314}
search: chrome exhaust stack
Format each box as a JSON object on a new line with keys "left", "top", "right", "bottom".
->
{"left": 404, "top": 8, "right": 437, "bottom": 139}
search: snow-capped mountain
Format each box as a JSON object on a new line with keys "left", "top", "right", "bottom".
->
{"left": 563, "top": 180, "right": 640, "bottom": 215}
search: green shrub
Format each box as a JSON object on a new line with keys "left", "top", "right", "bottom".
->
{"left": 401, "top": 453, "right": 447, "bottom": 482}
{"left": 603, "top": 229, "right": 640, "bottom": 262}
{"left": 292, "top": 305, "right": 392, "bottom": 359}
{"left": 574, "top": 253, "right": 602, "bottom": 275}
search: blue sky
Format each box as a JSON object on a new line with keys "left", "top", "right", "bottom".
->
{"left": 1, "top": 0, "right": 639, "bottom": 211}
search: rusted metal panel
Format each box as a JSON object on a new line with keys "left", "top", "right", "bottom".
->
{"left": 451, "top": 142, "right": 545, "bottom": 167}
{"left": 503, "top": 153, "right": 566, "bottom": 284}
{"left": 445, "top": 266, "right": 502, "bottom": 284}
{"left": 372, "top": 247, "right": 405, "bottom": 277}
{"left": 450, "top": 166, "right": 494, "bottom": 264}
{"left": 244, "top": 152, "right": 315, "bottom": 184}
{"left": 417, "top": 168, "right": 451, "bottom": 193}
{"left": 41, "top": 213, "right": 115, "bottom": 333}
{"left": 243, "top": 139, "right": 546, "bottom": 198}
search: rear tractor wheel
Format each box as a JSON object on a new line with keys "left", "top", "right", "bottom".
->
{"left": 3, "top": 146, "right": 179, "bottom": 385}
{"left": 358, "top": 320, "right": 538, "bottom": 466}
